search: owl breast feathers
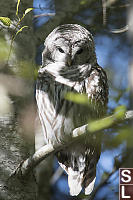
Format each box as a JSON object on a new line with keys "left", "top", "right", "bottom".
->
{"left": 36, "top": 24, "right": 108, "bottom": 196}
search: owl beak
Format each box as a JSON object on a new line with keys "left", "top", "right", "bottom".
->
{"left": 67, "top": 54, "right": 72, "bottom": 66}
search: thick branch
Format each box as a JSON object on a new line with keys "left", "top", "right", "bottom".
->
{"left": 12, "top": 110, "right": 133, "bottom": 178}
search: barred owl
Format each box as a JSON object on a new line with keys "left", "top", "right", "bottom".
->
{"left": 36, "top": 24, "right": 108, "bottom": 196}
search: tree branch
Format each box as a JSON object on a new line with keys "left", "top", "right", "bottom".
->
{"left": 111, "top": 25, "right": 129, "bottom": 33}
{"left": 11, "top": 110, "right": 133, "bottom": 178}
{"left": 89, "top": 149, "right": 133, "bottom": 200}
{"left": 34, "top": 13, "right": 55, "bottom": 18}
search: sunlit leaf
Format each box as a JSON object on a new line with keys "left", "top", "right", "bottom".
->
{"left": 0, "top": 17, "right": 11, "bottom": 26}
{"left": 16, "top": 26, "right": 28, "bottom": 36}
{"left": 88, "top": 116, "right": 114, "bottom": 132}
{"left": 16, "top": 61, "right": 37, "bottom": 80}
{"left": 80, "top": 0, "right": 88, "bottom": 5}
{"left": 24, "top": 8, "right": 34, "bottom": 15}
{"left": 115, "top": 127, "right": 133, "bottom": 146}
{"left": 16, "top": 0, "right": 21, "bottom": 18}
{"left": 88, "top": 105, "right": 126, "bottom": 133}
{"left": 65, "top": 92, "right": 89, "bottom": 104}
{"left": 114, "top": 105, "right": 126, "bottom": 120}
{"left": 34, "top": 68, "right": 39, "bottom": 80}
{"left": 0, "top": 39, "right": 10, "bottom": 61}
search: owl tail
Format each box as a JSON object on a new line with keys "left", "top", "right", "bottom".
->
{"left": 68, "top": 168, "right": 83, "bottom": 196}
{"left": 56, "top": 142, "right": 100, "bottom": 196}
{"left": 67, "top": 167, "right": 96, "bottom": 196}
{"left": 58, "top": 153, "right": 97, "bottom": 196}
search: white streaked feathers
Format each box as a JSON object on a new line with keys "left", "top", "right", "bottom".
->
{"left": 68, "top": 168, "right": 83, "bottom": 196}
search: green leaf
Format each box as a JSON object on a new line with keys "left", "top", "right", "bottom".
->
{"left": 87, "top": 105, "right": 126, "bottom": 133}
{"left": 34, "top": 68, "right": 39, "bottom": 80}
{"left": 24, "top": 8, "right": 34, "bottom": 15}
{"left": 0, "top": 17, "right": 11, "bottom": 26}
{"left": 114, "top": 105, "right": 126, "bottom": 120}
{"left": 88, "top": 116, "right": 114, "bottom": 132}
{"left": 0, "top": 39, "right": 10, "bottom": 61}
{"left": 80, "top": 0, "right": 88, "bottom": 5}
{"left": 16, "top": 61, "right": 38, "bottom": 80}
{"left": 114, "top": 127, "right": 132, "bottom": 146}
{"left": 16, "top": 26, "right": 28, "bottom": 36}
{"left": 65, "top": 92, "right": 89, "bottom": 104}
{"left": 16, "top": 0, "right": 21, "bottom": 18}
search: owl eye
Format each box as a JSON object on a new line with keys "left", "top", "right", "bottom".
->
{"left": 57, "top": 47, "right": 65, "bottom": 53}
{"left": 76, "top": 48, "right": 83, "bottom": 54}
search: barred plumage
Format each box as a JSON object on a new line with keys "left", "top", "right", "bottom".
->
{"left": 36, "top": 24, "right": 108, "bottom": 196}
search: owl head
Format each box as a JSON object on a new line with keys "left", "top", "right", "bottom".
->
{"left": 42, "top": 24, "right": 97, "bottom": 68}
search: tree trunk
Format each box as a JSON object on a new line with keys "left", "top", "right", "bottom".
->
{"left": 0, "top": 116, "right": 36, "bottom": 200}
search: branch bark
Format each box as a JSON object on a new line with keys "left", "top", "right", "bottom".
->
{"left": 34, "top": 13, "right": 55, "bottom": 18}
{"left": 11, "top": 109, "right": 133, "bottom": 179}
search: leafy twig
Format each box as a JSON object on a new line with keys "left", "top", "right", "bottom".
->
{"left": 0, "top": 0, "right": 33, "bottom": 63}
{"left": 110, "top": 25, "right": 129, "bottom": 33}
{"left": 10, "top": 109, "right": 133, "bottom": 178}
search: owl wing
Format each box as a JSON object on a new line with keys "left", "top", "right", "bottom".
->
{"left": 57, "top": 64, "right": 108, "bottom": 196}
{"left": 36, "top": 71, "right": 75, "bottom": 145}
{"left": 36, "top": 64, "right": 108, "bottom": 196}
